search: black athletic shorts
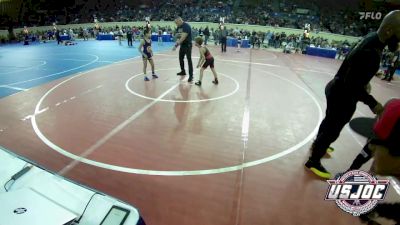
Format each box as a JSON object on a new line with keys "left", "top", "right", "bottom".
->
{"left": 202, "top": 57, "right": 214, "bottom": 68}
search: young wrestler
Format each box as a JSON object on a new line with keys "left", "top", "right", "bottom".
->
{"left": 194, "top": 36, "right": 218, "bottom": 86}
{"left": 138, "top": 30, "right": 158, "bottom": 81}
{"left": 348, "top": 98, "right": 400, "bottom": 171}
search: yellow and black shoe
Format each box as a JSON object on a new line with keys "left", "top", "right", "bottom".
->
{"left": 305, "top": 160, "right": 331, "bottom": 179}
{"left": 326, "top": 146, "right": 335, "bottom": 153}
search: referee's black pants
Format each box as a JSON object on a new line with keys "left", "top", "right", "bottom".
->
{"left": 179, "top": 44, "right": 193, "bottom": 78}
{"left": 310, "top": 80, "right": 357, "bottom": 162}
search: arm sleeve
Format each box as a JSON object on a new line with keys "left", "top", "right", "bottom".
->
{"left": 345, "top": 50, "right": 379, "bottom": 109}
{"left": 182, "top": 24, "right": 190, "bottom": 35}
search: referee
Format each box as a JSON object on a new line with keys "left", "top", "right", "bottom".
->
{"left": 305, "top": 10, "right": 400, "bottom": 179}
{"left": 173, "top": 17, "right": 193, "bottom": 82}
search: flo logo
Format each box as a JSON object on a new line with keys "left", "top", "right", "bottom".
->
{"left": 359, "top": 12, "right": 383, "bottom": 20}
{"left": 325, "top": 170, "right": 389, "bottom": 216}
{"left": 13, "top": 208, "right": 27, "bottom": 214}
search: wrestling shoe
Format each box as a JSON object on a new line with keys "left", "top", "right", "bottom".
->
{"left": 305, "top": 159, "right": 331, "bottom": 179}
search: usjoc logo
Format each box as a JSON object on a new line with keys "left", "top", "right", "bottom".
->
{"left": 325, "top": 170, "right": 389, "bottom": 216}
{"left": 359, "top": 12, "right": 382, "bottom": 20}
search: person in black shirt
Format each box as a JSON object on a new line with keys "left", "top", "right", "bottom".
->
{"left": 220, "top": 25, "right": 228, "bottom": 52}
{"left": 203, "top": 27, "right": 210, "bottom": 45}
{"left": 55, "top": 29, "right": 61, "bottom": 45}
{"left": 173, "top": 17, "right": 194, "bottom": 82}
{"left": 127, "top": 29, "right": 133, "bottom": 47}
{"left": 305, "top": 10, "right": 400, "bottom": 179}
{"left": 23, "top": 26, "right": 29, "bottom": 45}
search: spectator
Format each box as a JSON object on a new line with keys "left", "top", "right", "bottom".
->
{"left": 219, "top": 25, "right": 228, "bottom": 52}
{"left": 203, "top": 26, "right": 210, "bottom": 45}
